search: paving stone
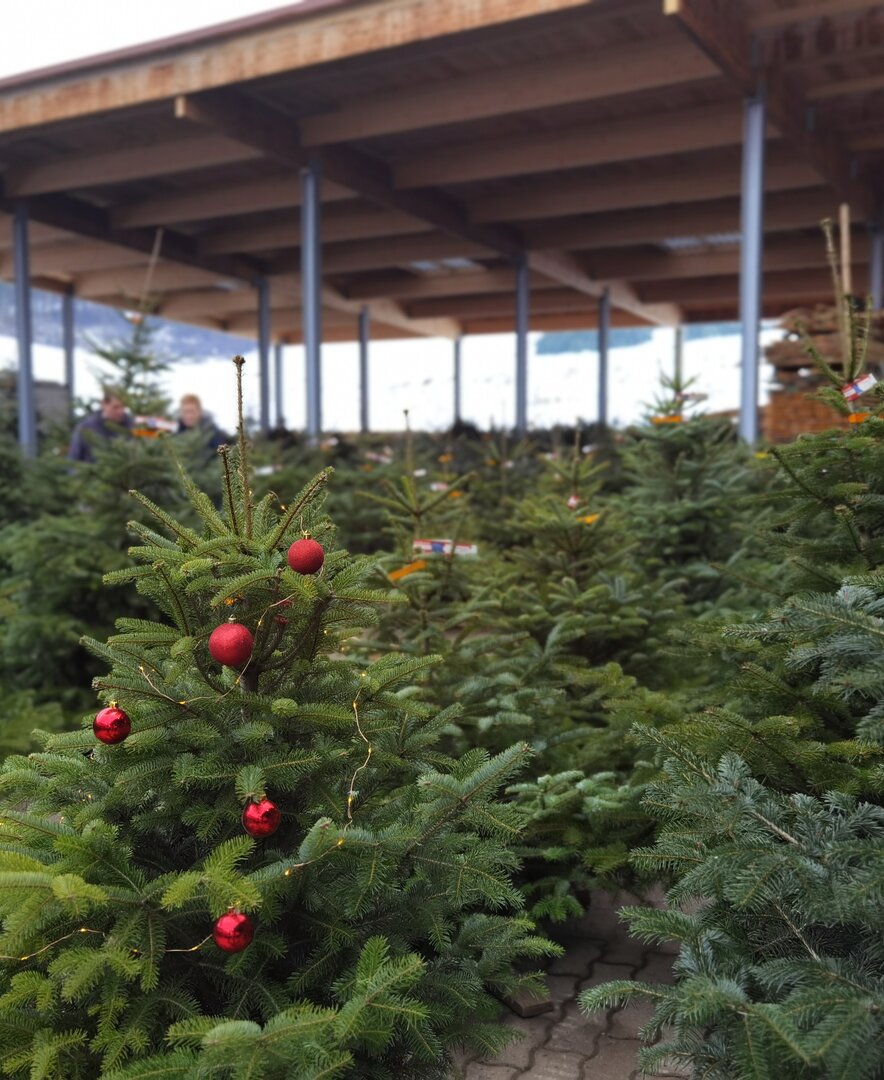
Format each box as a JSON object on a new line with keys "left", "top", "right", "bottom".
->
{"left": 584, "top": 1035, "right": 642, "bottom": 1077}
{"left": 463, "top": 1064, "right": 519, "bottom": 1080}
{"left": 600, "top": 934, "right": 647, "bottom": 968}
{"left": 577, "top": 907, "right": 623, "bottom": 940}
{"left": 547, "top": 974, "right": 580, "bottom": 1004}
{"left": 636, "top": 953, "right": 675, "bottom": 986}
{"left": 548, "top": 939, "right": 604, "bottom": 978}
{"left": 525, "top": 1048, "right": 587, "bottom": 1079}
{"left": 578, "top": 961, "right": 635, "bottom": 991}
{"left": 608, "top": 998, "right": 658, "bottom": 1040}
{"left": 545, "top": 999, "right": 606, "bottom": 1055}
{"left": 484, "top": 1014, "right": 550, "bottom": 1071}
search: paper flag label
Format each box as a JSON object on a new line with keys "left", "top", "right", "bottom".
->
{"left": 413, "top": 538, "right": 478, "bottom": 558}
{"left": 841, "top": 373, "right": 877, "bottom": 401}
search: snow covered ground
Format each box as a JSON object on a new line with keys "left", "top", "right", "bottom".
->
{"left": 0, "top": 327, "right": 781, "bottom": 434}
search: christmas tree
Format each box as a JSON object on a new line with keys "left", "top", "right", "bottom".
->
{"left": 580, "top": 261, "right": 884, "bottom": 1077}
{"left": 0, "top": 359, "right": 554, "bottom": 1079}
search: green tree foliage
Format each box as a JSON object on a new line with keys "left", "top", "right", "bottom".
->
{"left": 581, "top": 289, "right": 884, "bottom": 1078}
{"left": 87, "top": 312, "right": 171, "bottom": 417}
{"left": 0, "top": 361, "right": 554, "bottom": 1079}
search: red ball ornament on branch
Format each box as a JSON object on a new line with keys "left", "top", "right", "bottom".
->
{"left": 208, "top": 622, "right": 254, "bottom": 667}
{"left": 213, "top": 911, "right": 254, "bottom": 953}
{"left": 287, "top": 538, "right": 325, "bottom": 575}
{"left": 93, "top": 704, "right": 131, "bottom": 745}
{"left": 242, "top": 798, "right": 281, "bottom": 838}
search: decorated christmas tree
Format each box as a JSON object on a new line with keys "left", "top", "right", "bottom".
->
{"left": 0, "top": 359, "right": 554, "bottom": 1079}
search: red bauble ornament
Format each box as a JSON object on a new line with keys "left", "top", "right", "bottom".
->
{"left": 287, "top": 538, "right": 325, "bottom": 575}
{"left": 93, "top": 705, "right": 131, "bottom": 744}
{"left": 242, "top": 798, "right": 281, "bottom": 838}
{"left": 208, "top": 622, "right": 254, "bottom": 667}
{"left": 213, "top": 911, "right": 254, "bottom": 953}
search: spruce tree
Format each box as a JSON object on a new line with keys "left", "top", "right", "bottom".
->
{"left": 0, "top": 359, "right": 554, "bottom": 1079}
{"left": 580, "top": 271, "right": 884, "bottom": 1078}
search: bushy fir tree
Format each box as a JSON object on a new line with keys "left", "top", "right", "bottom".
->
{"left": 581, "top": 279, "right": 884, "bottom": 1078}
{"left": 0, "top": 359, "right": 554, "bottom": 1080}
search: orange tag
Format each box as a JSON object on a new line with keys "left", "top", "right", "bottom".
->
{"left": 447, "top": 490, "right": 464, "bottom": 499}
{"left": 577, "top": 513, "right": 600, "bottom": 525}
{"left": 849, "top": 412, "right": 871, "bottom": 424}
{"left": 437, "top": 453, "right": 454, "bottom": 464}
{"left": 388, "top": 559, "right": 427, "bottom": 582}
{"left": 651, "top": 415, "right": 683, "bottom": 425}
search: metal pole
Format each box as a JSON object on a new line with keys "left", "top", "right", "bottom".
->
{"left": 597, "top": 287, "right": 610, "bottom": 427}
{"left": 301, "top": 161, "right": 323, "bottom": 441}
{"left": 274, "top": 342, "right": 284, "bottom": 428}
{"left": 673, "top": 324, "right": 684, "bottom": 386}
{"left": 13, "top": 203, "right": 36, "bottom": 457}
{"left": 453, "top": 336, "right": 462, "bottom": 424}
{"left": 257, "top": 277, "right": 271, "bottom": 434}
{"left": 871, "top": 222, "right": 883, "bottom": 311}
{"left": 62, "top": 289, "right": 75, "bottom": 410}
{"left": 738, "top": 93, "right": 766, "bottom": 443}
{"left": 358, "top": 304, "right": 370, "bottom": 433}
{"left": 515, "top": 256, "right": 529, "bottom": 435}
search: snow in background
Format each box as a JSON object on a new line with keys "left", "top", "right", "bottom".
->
{"left": 0, "top": 326, "right": 781, "bottom": 433}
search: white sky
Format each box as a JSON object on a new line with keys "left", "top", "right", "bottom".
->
{"left": 0, "top": 1, "right": 294, "bottom": 80}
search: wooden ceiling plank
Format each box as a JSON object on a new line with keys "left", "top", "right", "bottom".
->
{"left": 111, "top": 175, "right": 352, "bottom": 230}
{"left": 807, "top": 71, "right": 884, "bottom": 102}
{"left": 638, "top": 266, "right": 867, "bottom": 304}
{"left": 300, "top": 35, "right": 719, "bottom": 146}
{"left": 750, "top": 0, "right": 880, "bottom": 32}
{"left": 342, "top": 267, "right": 548, "bottom": 301}
{"left": 664, "top": 0, "right": 871, "bottom": 213}
{"left": 471, "top": 149, "right": 818, "bottom": 223}
{"left": 75, "top": 260, "right": 228, "bottom": 299}
{"left": 0, "top": 0, "right": 601, "bottom": 136}
{"left": 3, "top": 134, "right": 259, "bottom": 198}
{"left": 394, "top": 101, "right": 762, "bottom": 189}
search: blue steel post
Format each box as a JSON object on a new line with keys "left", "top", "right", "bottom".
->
{"left": 674, "top": 324, "right": 684, "bottom": 386}
{"left": 62, "top": 289, "right": 76, "bottom": 411}
{"left": 453, "top": 336, "right": 462, "bottom": 424}
{"left": 358, "top": 305, "right": 370, "bottom": 433}
{"left": 597, "top": 287, "right": 610, "bottom": 427}
{"left": 274, "top": 342, "right": 284, "bottom": 428}
{"left": 738, "top": 94, "right": 767, "bottom": 443}
{"left": 257, "top": 278, "right": 271, "bottom": 434}
{"left": 301, "top": 162, "right": 323, "bottom": 441}
{"left": 515, "top": 256, "right": 529, "bottom": 435}
{"left": 13, "top": 203, "right": 36, "bottom": 457}
{"left": 870, "top": 220, "right": 883, "bottom": 311}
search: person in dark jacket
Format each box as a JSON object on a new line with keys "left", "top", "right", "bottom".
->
{"left": 67, "top": 389, "right": 133, "bottom": 462}
{"left": 176, "top": 394, "right": 227, "bottom": 453}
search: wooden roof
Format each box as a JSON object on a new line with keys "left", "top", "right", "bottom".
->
{"left": 0, "top": 0, "right": 881, "bottom": 344}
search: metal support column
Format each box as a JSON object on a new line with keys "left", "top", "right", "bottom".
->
{"left": 597, "top": 287, "right": 610, "bottom": 427}
{"left": 515, "top": 256, "right": 529, "bottom": 435}
{"left": 871, "top": 221, "right": 883, "bottom": 311}
{"left": 301, "top": 162, "right": 323, "bottom": 441}
{"left": 738, "top": 94, "right": 766, "bottom": 443}
{"left": 274, "top": 342, "right": 284, "bottom": 429}
{"left": 62, "top": 289, "right": 75, "bottom": 410}
{"left": 453, "top": 337, "right": 462, "bottom": 425}
{"left": 673, "top": 324, "right": 684, "bottom": 386}
{"left": 257, "top": 278, "right": 271, "bottom": 434}
{"left": 358, "top": 305, "right": 370, "bottom": 433}
{"left": 13, "top": 203, "right": 36, "bottom": 457}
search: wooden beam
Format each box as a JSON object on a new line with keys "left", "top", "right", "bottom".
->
{"left": 471, "top": 147, "right": 818, "bottom": 222}
{"left": 807, "top": 71, "right": 884, "bottom": 103}
{"left": 3, "top": 134, "right": 259, "bottom": 199}
{"left": 198, "top": 206, "right": 429, "bottom": 256}
{"left": 638, "top": 266, "right": 868, "bottom": 305}
{"left": 1, "top": 191, "right": 261, "bottom": 287}
{"left": 586, "top": 231, "right": 870, "bottom": 283}
{"left": 522, "top": 187, "right": 836, "bottom": 250}
{"left": 394, "top": 101, "right": 758, "bottom": 188}
{"left": 322, "top": 284, "right": 461, "bottom": 340}
{"left": 664, "top": 0, "right": 870, "bottom": 212}
{"left": 405, "top": 287, "right": 601, "bottom": 320}
{"left": 75, "top": 261, "right": 230, "bottom": 300}
{"left": 157, "top": 282, "right": 295, "bottom": 320}
{"left": 0, "top": 239, "right": 144, "bottom": 278}
{"left": 0, "top": 0, "right": 602, "bottom": 135}
{"left": 342, "top": 267, "right": 550, "bottom": 301}
{"left": 110, "top": 176, "right": 351, "bottom": 230}
{"left": 750, "top": 0, "right": 878, "bottom": 32}
{"left": 462, "top": 309, "right": 647, "bottom": 335}
{"left": 301, "top": 35, "right": 718, "bottom": 146}
{"left": 0, "top": 217, "right": 65, "bottom": 250}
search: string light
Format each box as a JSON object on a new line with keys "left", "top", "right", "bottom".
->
{"left": 0, "top": 926, "right": 103, "bottom": 962}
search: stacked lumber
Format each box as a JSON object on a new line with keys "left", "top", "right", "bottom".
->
{"left": 765, "top": 304, "right": 884, "bottom": 387}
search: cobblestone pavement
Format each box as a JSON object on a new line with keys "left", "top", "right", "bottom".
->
{"left": 452, "top": 891, "right": 687, "bottom": 1080}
